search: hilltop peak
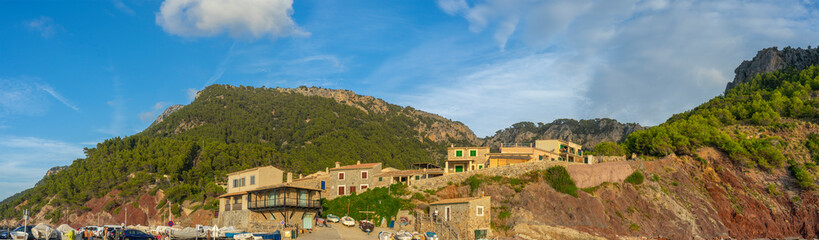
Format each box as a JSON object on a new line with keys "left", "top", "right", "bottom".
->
{"left": 726, "top": 46, "right": 819, "bottom": 92}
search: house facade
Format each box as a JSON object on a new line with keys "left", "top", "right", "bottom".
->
{"left": 374, "top": 168, "right": 444, "bottom": 187}
{"left": 327, "top": 161, "right": 382, "bottom": 199}
{"left": 217, "top": 166, "right": 325, "bottom": 231}
{"left": 445, "top": 146, "right": 489, "bottom": 174}
{"left": 535, "top": 139, "right": 584, "bottom": 163}
{"left": 429, "top": 196, "right": 491, "bottom": 239}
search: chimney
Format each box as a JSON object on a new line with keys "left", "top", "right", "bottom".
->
{"left": 335, "top": 162, "right": 340, "bottom": 168}
{"left": 325, "top": 167, "right": 329, "bottom": 173}
{"left": 356, "top": 160, "right": 361, "bottom": 165}
{"left": 286, "top": 172, "right": 293, "bottom": 183}
{"left": 299, "top": 174, "right": 303, "bottom": 179}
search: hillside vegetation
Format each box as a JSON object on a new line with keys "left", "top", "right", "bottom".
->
{"left": 0, "top": 85, "right": 475, "bottom": 222}
{"left": 625, "top": 66, "right": 819, "bottom": 180}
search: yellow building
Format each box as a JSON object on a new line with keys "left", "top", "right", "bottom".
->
{"left": 535, "top": 139, "right": 584, "bottom": 163}
{"left": 445, "top": 146, "right": 489, "bottom": 174}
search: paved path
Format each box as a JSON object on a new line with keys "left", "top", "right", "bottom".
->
{"left": 298, "top": 224, "right": 392, "bottom": 240}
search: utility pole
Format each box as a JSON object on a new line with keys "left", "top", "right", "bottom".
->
{"left": 124, "top": 207, "right": 127, "bottom": 226}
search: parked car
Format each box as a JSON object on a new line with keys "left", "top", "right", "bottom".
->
{"left": 118, "top": 229, "right": 153, "bottom": 240}
{"left": 10, "top": 226, "right": 35, "bottom": 240}
{"left": 1, "top": 230, "right": 10, "bottom": 239}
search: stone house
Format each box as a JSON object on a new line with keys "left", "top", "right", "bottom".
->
{"left": 429, "top": 196, "right": 491, "bottom": 239}
{"left": 374, "top": 168, "right": 444, "bottom": 187}
{"left": 327, "top": 161, "right": 382, "bottom": 199}
{"left": 445, "top": 146, "right": 489, "bottom": 174}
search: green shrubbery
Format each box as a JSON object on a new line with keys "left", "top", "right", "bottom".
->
{"left": 624, "top": 171, "right": 644, "bottom": 185}
{"left": 592, "top": 141, "right": 626, "bottom": 156}
{"left": 321, "top": 185, "right": 410, "bottom": 225}
{"left": 789, "top": 160, "right": 816, "bottom": 190}
{"left": 543, "top": 166, "right": 578, "bottom": 197}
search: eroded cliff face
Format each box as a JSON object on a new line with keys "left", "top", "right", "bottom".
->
{"left": 726, "top": 46, "right": 819, "bottom": 92}
{"left": 483, "top": 119, "right": 644, "bottom": 150}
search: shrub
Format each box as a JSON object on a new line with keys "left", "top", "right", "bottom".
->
{"left": 592, "top": 141, "right": 626, "bottom": 156}
{"left": 789, "top": 161, "right": 815, "bottom": 190}
{"left": 767, "top": 183, "right": 781, "bottom": 196}
{"left": 624, "top": 171, "right": 644, "bottom": 185}
{"left": 543, "top": 166, "right": 578, "bottom": 197}
{"left": 498, "top": 210, "right": 511, "bottom": 220}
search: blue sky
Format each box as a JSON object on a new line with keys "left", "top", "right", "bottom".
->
{"left": 1, "top": 0, "right": 818, "bottom": 200}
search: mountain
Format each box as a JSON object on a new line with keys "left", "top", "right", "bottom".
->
{"left": 482, "top": 118, "right": 644, "bottom": 150}
{"left": 726, "top": 46, "right": 819, "bottom": 92}
{"left": 0, "top": 84, "right": 477, "bottom": 226}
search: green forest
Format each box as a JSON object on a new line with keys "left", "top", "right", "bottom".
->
{"left": 0, "top": 85, "right": 460, "bottom": 221}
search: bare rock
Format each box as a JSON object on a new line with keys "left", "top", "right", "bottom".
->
{"left": 726, "top": 46, "right": 819, "bottom": 92}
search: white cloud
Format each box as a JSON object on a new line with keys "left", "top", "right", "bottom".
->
{"left": 23, "top": 16, "right": 62, "bottom": 38}
{"left": 138, "top": 102, "right": 169, "bottom": 122}
{"left": 0, "top": 78, "right": 78, "bottom": 116}
{"left": 186, "top": 88, "right": 199, "bottom": 101}
{"left": 430, "top": 0, "right": 819, "bottom": 131}
{"left": 0, "top": 136, "right": 84, "bottom": 200}
{"left": 37, "top": 84, "right": 80, "bottom": 111}
{"left": 155, "top": 0, "right": 309, "bottom": 39}
{"left": 112, "top": 0, "right": 136, "bottom": 16}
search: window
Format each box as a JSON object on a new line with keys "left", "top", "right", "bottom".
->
{"left": 478, "top": 165, "right": 483, "bottom": 169}
{"left": 321, "top": 181, "right": 326, "bottom": 190}
{"left": 233, "top": 179, "right": 239, "bottom": 188}
{"left": 350, "top": 186, "right": 357, "bottom": 194}
{"left": 361, "top": 171, "right": 368, "bottom": 179}
{"left": 234, "top": 197, "right": 240, "bottom": 204}
{"left": 250, "top": 176, "right": 255, "bottom": 185}
{"left": 455, "top": 150, "right": 463, "bottom": 157}
{"left": 558, "top": 157, "right": 563, "bottom": 161}
{"left": 551, "top": 158, "right": 555, "bottom": 161}
{"left": 414, "top": 176, "right": 419, "bottom": 180}
{"left": 474, "top": 230, "right": 487, "bottom": 238}
{"left": 379, "top": 177, "right": 383, "bottom": 182}
{"left": 578, "top": 151, "right": 582, "bottom": 156}
{"left": 476, "top": 206, "right": 484, "bottom": 216}
{"left": 338, "top": 172, "right": 345, "bottom": 180}
{"left": 241, "top": 178, "right": 246, "bottom": 186}
{"left": 338, "top": 186, "right": 345, "bottom": 196}
{"left": 539, "top": 155, "right": 543, "bottom": 160}
{"left": 360, "top": 184, "right": 369, "bottom": 190}
{"left": 469, "top": 150, "right": 477, "bottom": 157}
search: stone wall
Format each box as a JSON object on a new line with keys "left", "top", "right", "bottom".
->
{"left": 411, "top": 160, "right": 634, "bottom": 190}
{"left": 594, "top": 156, "right": 627, "bottom": 163}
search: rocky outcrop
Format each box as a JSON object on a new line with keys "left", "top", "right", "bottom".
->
{"left": 483, "top": 118, "right": 644, "bottom": 150}
{"left": 151, "top": 104, "right": 184, "bottom": 126}
{"left": 279, "top": 86, "right": 479, "bottom": 145}
{"left": 34, "top": 166, "right": 67, "bottom": 186}
{"left": 726, "top": 46, "right": 819, "bottom": 92}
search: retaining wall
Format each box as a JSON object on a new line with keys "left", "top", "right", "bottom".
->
{"left": 412, "top": 161, "right": 634, "bottom": 190}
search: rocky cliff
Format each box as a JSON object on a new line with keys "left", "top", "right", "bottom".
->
{"left": 482, "top": 118, "right": 644, "bottom": 150}
{"left": 151, "top": 104, "right": 184, "bottom": 126}
{"left": 726, "top": 46, "right": 819, "bottom": 92}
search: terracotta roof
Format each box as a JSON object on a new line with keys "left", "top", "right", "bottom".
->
{"left": 430, "top": 196, "right": 488, "bottom": 205}
{"left": 330, "top": 162, "right": 381, "bottom": 170}
{"left": 377, "top": 169, "right": 443, "bottom": 177}
{"left": 253, "top": 182, "right": 324, "bottom": 192}
{"left": 218, "top": 191, "right": 248, "bottom": 198}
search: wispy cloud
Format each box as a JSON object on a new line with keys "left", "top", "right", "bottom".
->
{"left": 97, "top": 66, "right": 127, "bottom": 136}
{"left": 23, "top": 16, "right": 62, "bottom": 38}
{"left": 37, "top": 84, "right": 79, "bottom": 111}
{"left": 111, "top": 0, "right": 136, "bottom": 16}
{"left": 155, "top": 0, "right": 309, "bottom": 40}
{"left": 186, "top": 88, "right": 199, "bottom": 101}
{"left": 138, "top": 102, "right": 169, "bottom": 122}
{"left": 0, "top": 135, "right": 84, "bottom": 200}
{"left": 205, "top": 42, "right": 238, "bottom": 86}
{"left": 0, "top": 77, "right": 79, "bottom": 116}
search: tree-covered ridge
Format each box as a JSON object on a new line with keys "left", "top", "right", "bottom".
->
{"left": 0, "top": 84, "right": 467, "bottom": 221}
{"left": 625, "top": 66, "right": 819, "bottom": 179}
